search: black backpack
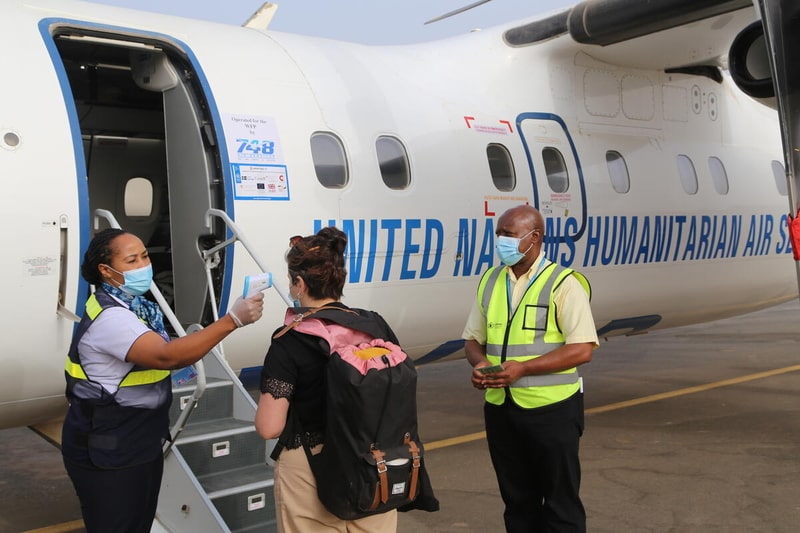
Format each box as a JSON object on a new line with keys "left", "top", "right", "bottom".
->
{"left": 273, "top": 304, "right": 438, "bottom": 520}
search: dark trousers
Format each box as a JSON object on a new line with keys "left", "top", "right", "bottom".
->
{"left": 64, "top": 455, "right": 164, "bottom": 533}
{"left": 484, "top": 392, "right": 585, "bottom": 533}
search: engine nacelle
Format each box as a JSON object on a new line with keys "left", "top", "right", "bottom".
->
{"left": 729, "top": 21, "right": 774, "bottom": 100}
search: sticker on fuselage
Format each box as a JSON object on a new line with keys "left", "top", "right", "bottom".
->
{"left": 223, "top": 114, "right": 289, "bottom": 201}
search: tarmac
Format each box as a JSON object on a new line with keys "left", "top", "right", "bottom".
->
{"left": 2, "top": 299, "right": 799, "bottom": 532}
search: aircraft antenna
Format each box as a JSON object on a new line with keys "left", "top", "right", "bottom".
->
{"left": 424, "top": 0, "right": 494, "bottom": 25}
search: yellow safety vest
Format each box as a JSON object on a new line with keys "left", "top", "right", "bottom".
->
{"left": 64, "top": 292, "right": 170, "bottom": 393}
{"left": 477, "top": 262, "right": 591, "bottom": 409}
{"left": 62, "top": 289, "right": 173, "bottom": 468}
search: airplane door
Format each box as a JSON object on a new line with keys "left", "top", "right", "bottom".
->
{"left": 51, "top": 31, "right": 227, "bottom": 329}
{"left": 160, "top": 61, "right": 218, "bottom": 325}
{"left": 518, "top": 113, "right": 587, "bottom": 244}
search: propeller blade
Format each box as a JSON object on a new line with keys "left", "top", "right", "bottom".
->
{"left": 424, "top": 0, "right": 494, "bottom": 25}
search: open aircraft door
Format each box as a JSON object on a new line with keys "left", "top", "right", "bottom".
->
{"left": 50, "top": 29, "right": 228, "bottom": 328}
{"left": 152, "top": 51, "right": 223, "bottom": 325}
{"left": 518, "top": 113, "right": 587, "bottom": 246}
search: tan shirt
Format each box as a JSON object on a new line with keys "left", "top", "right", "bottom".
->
{"left": 462, "top": 252, "right": 599, "bottom": 347}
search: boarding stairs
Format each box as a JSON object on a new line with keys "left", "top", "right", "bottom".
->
{"left": 94, "top": 209, "right": 289, "bottom": 533}
{"left": 158, "top": 337, "right": 276, "bottom": 533}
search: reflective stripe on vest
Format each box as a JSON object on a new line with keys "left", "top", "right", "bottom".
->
{"left": 64, "top": 293, "right": 170, "bottom": 392}
{"left": 63, "top": 358, "right": 170, "bottom": 388}
{"left": 477, "top": 263, "right": 590, "bottom": 408}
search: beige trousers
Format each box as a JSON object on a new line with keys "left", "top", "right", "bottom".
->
{"left": 274, "top": 445, "right": 398, "bottom": 533}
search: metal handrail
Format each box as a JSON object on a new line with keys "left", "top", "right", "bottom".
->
{"left": 92, "top": 209, "right": 207, "bottom": 456}
{"left": 162, "top": 323, "right": 226, "bottom": 455}
{"left": 204, "top": 208, "right": 292, "bottom": 308}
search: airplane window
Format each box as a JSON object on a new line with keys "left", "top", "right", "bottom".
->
{"left": 376, "top": 136, "right": 410, "bottom": 190}
{"left": 310, "top": 132, "right": 349, "bottom": 189}
{"left": 676, "top": 155, "right": 698, "bottom": 195}
{"left": 542, "top": 147, "right": 569, "bottom": 193}
{"left": 605, "top": 151, "right": 630, "bottom": 194}
{"left": 487, "top": 143, "right": 516, "bottom": 191}
{"left": 708, "top": 156, "right": 729, "bottom": 195}
{"left": 771, "top": 160, "right": 788, "bottom": 196}
{"left": 124, "top": 177, "right": 153, "bottom": 217}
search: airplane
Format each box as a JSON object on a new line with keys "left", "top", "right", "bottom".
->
{"left": 2, "top": 0, "right": 800, "bottom": 528}
{"left": 3, "top": 0, "right": 799, "bottom": 428}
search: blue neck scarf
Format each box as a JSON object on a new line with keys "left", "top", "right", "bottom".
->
{"left": 101, "top": 282, "right": 169, "bottom": 341}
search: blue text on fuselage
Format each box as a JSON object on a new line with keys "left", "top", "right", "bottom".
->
{"left": 313, "top": 214, "right": 792, "bottom": 283}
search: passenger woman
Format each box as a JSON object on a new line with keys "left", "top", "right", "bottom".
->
{"left": 255, "top": 226, "right": 400, "bottom": 532}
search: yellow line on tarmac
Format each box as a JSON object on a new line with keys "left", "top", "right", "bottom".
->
{"left": 426, "top": 431, "right": 487, "bottom": 451}
{"left": 585, "top": 363, "right": 800, "bottom": 415}
{"left": 22, "top": 519, "right": 84, "bottom": 533}
{"left": 424, "top": 363, "right": 800, "bottom": 451}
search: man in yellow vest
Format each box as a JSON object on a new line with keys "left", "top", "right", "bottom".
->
{"left": 462, "top": 205, "right": 598, "bottom": 532}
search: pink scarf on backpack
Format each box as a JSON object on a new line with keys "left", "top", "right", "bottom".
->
{"left": 283, "top": 309, "right": 407, "bottom": 375}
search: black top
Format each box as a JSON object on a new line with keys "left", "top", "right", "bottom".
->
{"left": 260, "top": 323, "right": 329, "bottom": 449}
{"left": 260, "top": 302, "right": 398, "bottom": 452}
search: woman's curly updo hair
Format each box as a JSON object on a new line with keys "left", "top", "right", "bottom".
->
{"left": 81, "top": 228, "right": 128, "bottom": 286}
{"left": 286, "top": 226, "right": 347, "bottom": 301}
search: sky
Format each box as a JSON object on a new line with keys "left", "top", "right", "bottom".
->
{"left": 86, "top": 0, "right": 576, "bottom": 45}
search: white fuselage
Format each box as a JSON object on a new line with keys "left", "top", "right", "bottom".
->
{"left": 0, "top": 0, "right": 794, "bottom": 428}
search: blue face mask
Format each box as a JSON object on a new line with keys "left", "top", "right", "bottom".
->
{"left": 107, "top": 264, "right": 153, "bottom": 296}
{"left": 495, "top": 229, "right": 535, "bottom": 266}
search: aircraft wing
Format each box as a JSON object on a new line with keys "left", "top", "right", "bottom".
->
{"left": 505, "top": 0, "right": 762, "bottom": 92}
{"left": 505, "top": 0, "right": 800, "bottom": 292}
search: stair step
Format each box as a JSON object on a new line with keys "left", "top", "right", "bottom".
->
{"left": 176, "top": 424, "right": 267, "bottom": 478}
{"left": 170, "top": 378, "right": 235, "bottom": 424}
{"left": 210, "top": 481, "right": 277, "bottom": 533}
{"left": 175, "top": 417, "right": 253, "bottom": 442}
{"left": 202, "top": 464, "right": 274, "bottom": 497}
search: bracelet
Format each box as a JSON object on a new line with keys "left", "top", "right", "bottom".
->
{"left": 228, "top": 310, "right": 244, "bottom": 328}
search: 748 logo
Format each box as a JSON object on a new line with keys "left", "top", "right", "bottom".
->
{"left": 236, "top": 138, "right": 275, "bottom": 156}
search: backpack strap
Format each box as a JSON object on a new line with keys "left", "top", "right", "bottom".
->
{"left": 273, "top": 304, "right": 395, "bottom": 343}
{"left": 405, "top": 433, "right": 421, "bottom": 502}
{"left": 369, "top": 448, "right": 388, "bottom": 508}
{"left": 272, "top": 305, "right": 360, "bottom": 340}
{"left": 311, "top": 306, "right": 397, "bottom": 342}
